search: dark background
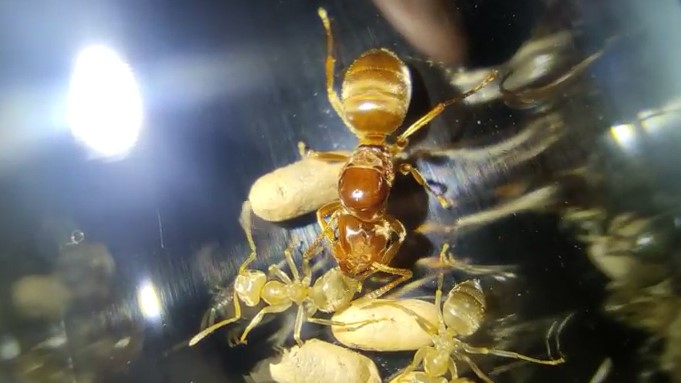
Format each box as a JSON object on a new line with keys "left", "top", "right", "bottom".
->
{"left": 1, "top": 0, "right": 680, "bottom": 382}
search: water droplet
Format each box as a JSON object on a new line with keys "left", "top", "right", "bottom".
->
{"left": 70, "top": 230, "right": 85, "bottom": 244}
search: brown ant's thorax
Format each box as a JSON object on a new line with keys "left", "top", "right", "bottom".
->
{"left": 338, "top": 145, "right": 394, "bottom": 222}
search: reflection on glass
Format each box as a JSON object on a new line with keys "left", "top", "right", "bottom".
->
{"left": 610, "top": 123, "right": 637, "bottom": 151}
{"left": 0, "top": 335, "right": 20, "bottom": 361}
{"left": 137, "top": 280, "right": 162, "bottom": 321}
{"left": 66, "top": 45, "right": 143, "bottom": 158}
{"left": 639, "top": 97, "right": 681, "bottom": 134}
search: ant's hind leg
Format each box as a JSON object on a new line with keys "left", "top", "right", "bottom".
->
{"left": 461, "top": 342, "right": 565, "bottom": 365}
{"left": 200, "top": 306, "right": 216, "bottom": 330}
{"left": 394, "top": 69, "right": 499, "bottom": 149}
{"left": 448, "top": 362, "right": 462, "bottom": 381}
{"left": 391, "top": 348, "right": 426, "bottom": 381}
{"left": 317, "top": 8, "right": 353, "bottom": 128}
{"left": 398, "top": 162, "right": 453, "bottom": 208}
{"left": 238, "top": 304, "right": 291, "bottom": 345}
{"left": 460, "top": 355, "right": 494, "bottom": 383}
{"left": 189, "top": 290, "right": 243, "bottom": 346}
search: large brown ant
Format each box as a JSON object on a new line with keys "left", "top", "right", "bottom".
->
{"left": 305, "top": 8, "right": 498, "bottom": 299}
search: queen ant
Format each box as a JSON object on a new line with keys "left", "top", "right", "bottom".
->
{"left": 304, "top": 8, "right": 498, "bottom": 299}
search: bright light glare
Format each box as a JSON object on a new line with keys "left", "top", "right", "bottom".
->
{"left": 137, "top": 280, "right": 162, "bottom": 320}
{"left": 610, "top": 124, "right": 637, "bottom": 151}
{"left": 67, "top": 45, "right": 143, "bottom": 158}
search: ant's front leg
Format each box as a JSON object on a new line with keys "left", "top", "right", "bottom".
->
{"left": 359, "top": 263, "right": 412, "bottom": 301}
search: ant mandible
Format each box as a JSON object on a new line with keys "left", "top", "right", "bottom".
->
{"left": 305, "top": 8, "right": 498, "bottom": 300}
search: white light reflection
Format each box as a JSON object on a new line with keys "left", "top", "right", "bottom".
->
{"left": 137, "top": 280, "right": 162, "bottom": 321}
{"left": 639, "top": 105, "right": 681, "bottom": 134}
{"left": 610, "top": 124, "right": 637, "bottom": 151}
{"left": 0, "top": 336, "right": 20, "bottom": 361}
{"left": 66, "top": 45, "right": 143, "bottom": 158}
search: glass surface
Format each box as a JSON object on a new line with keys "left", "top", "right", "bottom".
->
{"left": 1, "top": 0, "right": 680, "bottom": 382}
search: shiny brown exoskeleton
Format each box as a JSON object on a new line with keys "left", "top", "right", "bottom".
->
{"left": 308, "top": 8, "right": 498, "bottom": 299}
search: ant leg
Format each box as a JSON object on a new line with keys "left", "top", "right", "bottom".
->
{"left": 200, "top": 307, "right": 216, "bottom": 329}
{"left": 293, "top": 305, "right": 305, "bottom": 346}
{"left": 268, "top": 264, "right": 293, "bottom": 284}
{"left": 415, "top": 185, "right": 558, "bottom": 236}
{"left": 415, "top": 221, "right": 456, "bottom": 235}
{"left": 448, "top": 360, "right": 461, "bottom": 381}
{"left": 460, "top": 341, "right": 565, "bottom": 365}
{"left": 385, "top": 215, "right": 407, "bottom": 251}
{"left": 362, "top": 262, "right": 413, "bottom": 300}
{"left": 317, "top": 8, "right": 353, "bottom": 128}
{"left": 298, "top": 141, "right": 351, "bottom": 162}
{"left": 316, "top": 201, "right": 342, "bottom": 244}
{"left": 394, "top": 70, "right": 498, "bottom": 149}
{"left": 459, "top": 354, "right": 494, "bottom": 383}
{"left": 238, "top": 303, "right": 292, "bottom": 344}
{"left": 548, "top": 313, "right": 573, "bottom": 359}
{"left": 388, "top": 245, "right": 481, "bottom": 299}
{"left": 398, "top": 162, "right": 453, "bottom": 208}
{"left": 392, "top": 348, "right": 426, "bottom": 381}
{"left": 301, "top": 231, "right": 326, "bottom": 281}
{"left": 238, "top": 202, "right": 258, "bottom": 273}
{"left": 306, "top": 316, "right": 382, "bottom": 329}
{"left": 385, "top": 273, "right": 438, "bottom": 299}
{"left": 283, "top": 237, "right": 301, "bottom": 281}
{"left": 189, "top": 290, "right": 242, "bottom": 346}
{"left": 460, "top": 312, "right": 570, "bottom": 366}
{"left": 445, "top": 253, "right": 516, "bottom": 279}
{"left": 305, "top": 150, "right": 351, "bottom": 162}
{"left": 361, "top": 300, "right": 438, "bottom": 334}
{"left": 415, "top": 246, "right": 517, "bottom": 279}
{"left": 434, "top": 243, "right": 448, "bottom": 322}
{"left": 500, "top": 48, "right": 604, "bottom": 107}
